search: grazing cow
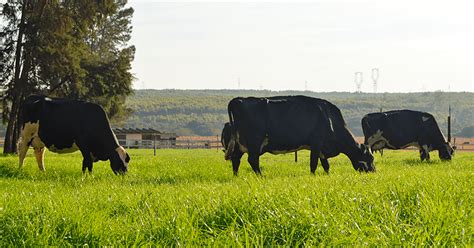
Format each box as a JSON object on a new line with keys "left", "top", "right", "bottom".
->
{"left": 361, "top": 110, "right": 454, "bottom": 161}
{"left": 224, "top": 96, "right": 375, "bottom": 175}
{"left": 18, "top": 95, "right": 130, "bottom": 174}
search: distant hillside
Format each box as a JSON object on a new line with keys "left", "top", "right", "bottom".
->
{"left": 123, "top": 89, "right": 473, "bottom": 137}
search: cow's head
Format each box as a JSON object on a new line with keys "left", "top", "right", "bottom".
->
{"left": 110, "top": 146, "right": 130, "bottom": 175}
{"left": 222, "top": 123, "right": 235, "bottom": 160}
{"left": 439, "top": 142, "right": 454, "bottom": 161}
{"left": 352, "top": 144, "right": 376, "bottom": 172}
{"left": 221, "top": 123, "right": 231, "bottom": 153}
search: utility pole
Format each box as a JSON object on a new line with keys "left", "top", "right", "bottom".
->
{"left": 371, "top": 68, "right": 379, "bottom": 93}
{"left": 355, "top": 72, "right": 363, "bottom": 93}
{"left": 448, "top": 105, "right": 451, "bottom": 143}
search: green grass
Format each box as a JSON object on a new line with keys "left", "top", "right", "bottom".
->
{"left": 0, "top": 149, "right": 473, "bottom": 246}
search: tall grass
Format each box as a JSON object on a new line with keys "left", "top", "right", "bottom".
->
{"left": 0, "top": 149, "right": 472, "bottom": 246}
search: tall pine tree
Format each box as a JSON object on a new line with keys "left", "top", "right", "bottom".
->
{"left": 0, "top": 0, "right": 135, "bottom": 154}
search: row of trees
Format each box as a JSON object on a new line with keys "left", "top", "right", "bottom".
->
{"left": 0, "top": 0, "right": 135, "bottom": 154}
{"left": 125, "top": 90, "right": 474, "bottom": 137}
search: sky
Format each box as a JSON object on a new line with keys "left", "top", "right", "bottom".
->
{"left": 129, "top": 0, "right": 473, "bottom": 92}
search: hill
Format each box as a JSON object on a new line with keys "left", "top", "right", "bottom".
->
{"left": 123, "top": 90, "right": 474, "bottom": 137}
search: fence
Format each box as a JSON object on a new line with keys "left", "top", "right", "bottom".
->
{"left": 118, "top": 139, "right": 223, "bottom": 150}
{"left": 0, "top": 137, "right": 473, "bottom": 151}
{"left": 119, "top": 137, "right": 474, "bottom": 152}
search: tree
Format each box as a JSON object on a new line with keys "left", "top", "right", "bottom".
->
{"left": 0, "top": 0, "right": 135, "bottom": 154}
{"left": 457, "top": 126, "right": 474, "bottom": 138}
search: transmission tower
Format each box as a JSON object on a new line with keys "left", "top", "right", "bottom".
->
{"left": 355, "top": 72, "right": 363, "bottom": 93}
{"left": 371, "top": 68, "right": 379, "bottom": 93}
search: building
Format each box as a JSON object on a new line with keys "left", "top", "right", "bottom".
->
{"left": 113, "top": 128, "right": 177, "bottom": 148}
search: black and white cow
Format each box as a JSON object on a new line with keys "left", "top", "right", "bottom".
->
{"left": 18, "top": 95, "right": 130, "bottom": 174}
{"left": 224, "top": 96, "right": 375, "bottom": 175}
{"left": 361, "top": 110, "right": 454, "bottom": 161}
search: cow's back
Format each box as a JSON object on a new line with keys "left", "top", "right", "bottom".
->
{"left": 229, "top": 96, "right": 350, "bottom": 153}
{"left": 265, "top": 96, "right": 326, "bottom": 146}
{"left": 21, "top": 96, "right": 118, "bottom": 158}
{"left": 363, "top": 109, "right": 446, "bottom": 148}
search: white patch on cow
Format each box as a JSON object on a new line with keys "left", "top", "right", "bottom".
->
{"left": 18, "top": 121, "right": 44, "bottom": 168}
{"left": 115, "top": 146, "right": 129, "bottom": 166}
{"left": 48, "top": 143, "right": 79, "bottom": 154}
{"left": 328, "top": 117, "right": 334, "bottom": 132}
{"left": 236, "top": 132, "right": 248, "bottom": 153}
{"left": 367, "top": 130, "right": 401, "bottom": 150}
{"left": 372, "top": 141, "right": 386, "bottom": 151}
{"left": 30, "top": 136, "right": 45, "bottom": 148}
{"left": 367, "top": 130, "right": 385, "bottom": 147}
{"left": 368, "top": 130, "right": 390, "bottom": 150}
{"left": 422, "top": 116, "right": 430, "bottom": 122}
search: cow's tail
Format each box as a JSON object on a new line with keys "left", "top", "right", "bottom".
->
{"left": 225, "top": 98, "right": 240, "bottom": 160}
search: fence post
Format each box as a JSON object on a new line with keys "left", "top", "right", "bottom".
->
{"left": 153, "top": 135, "right": 156, "bottom": 156}
{"left": 294, "top": 151, "right": 298, "bottom": 163}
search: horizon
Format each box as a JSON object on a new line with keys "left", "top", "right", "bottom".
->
{"left": 132, "top": 88, "right": 473, "bottom": 94}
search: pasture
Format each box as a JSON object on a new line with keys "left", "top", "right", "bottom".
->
{"left": 0, "top": 149, "right": 472, "bottom": 246}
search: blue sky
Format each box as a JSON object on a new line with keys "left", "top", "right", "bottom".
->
{"left": 129, "top": 0, "right": 473, "bottom": 92}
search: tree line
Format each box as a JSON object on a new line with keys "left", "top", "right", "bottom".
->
{"left": 124, "top": 90, "right": 474, "bottom": 137}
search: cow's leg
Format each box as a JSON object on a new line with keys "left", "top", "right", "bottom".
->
{"left": 310, "top": 150, "right": 319, "bottom": 174}
{"left": 231, "top": 149, "right": 244, "bottom": 176}
{"left": 34, "top": 147, "right": 46, "bottom": 171}
{"left": 18, "top": 137, "right": 30, "bottom": 169}
{"left": 423, "top": 145, "right": 430, "bottom": 161}
{"left": 18, "top": 123, "right": 37, "bottom": 168}
{"left": 247, "top": 153, "right": 261, "bottom": 175}
{"left": 419, "top": 144, "right": 430, "bottom": 161}
{"left": 245, "top": 135, "right": 265, "bottom": 175}
{"left": 310, "top": 140, "right": 324, "bottom": 174}
{"left": 79, "top": 149, "right": 93, "bottom": 174}
{"left": 419, "top": 148, "right": 427, "bottom": 161}
{"left": 82, "top": 158, "right": 93, "bottom": 174}
{"left": 320, "top": 158, "right": 330, "bottom": 174}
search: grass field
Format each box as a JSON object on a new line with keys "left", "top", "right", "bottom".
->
{"left": 0, "top": 149, "right": 472, "bottom": 246}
